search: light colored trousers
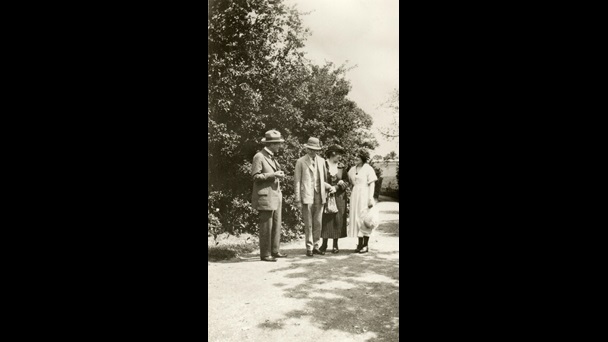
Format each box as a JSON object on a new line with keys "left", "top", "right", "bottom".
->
{"left": 302, "top": 192, "right": 323, "bottom": 251}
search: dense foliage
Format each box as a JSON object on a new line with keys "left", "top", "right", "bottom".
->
{"left": 396, "top": 163, "right": 399, "bottom": 188}
{"left": 209, "top": 0, "right": 380, "bottom": 240}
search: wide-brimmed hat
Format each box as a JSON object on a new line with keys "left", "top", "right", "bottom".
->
{"left": 303, "top": 137, "right": 322, "bottom": 150}
{"left": 326, "top": 144, "right": 345, "bottom": 154}
{"left": 261, "top": 130, "right": 285, "bottom": 143}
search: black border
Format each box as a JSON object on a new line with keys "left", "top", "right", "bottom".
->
{"left": 22, "top": 0, "right": 593, "bottom": 338}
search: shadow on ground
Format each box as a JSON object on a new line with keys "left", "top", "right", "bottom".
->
{"left": 257, "top": 248, "right": 399, "bottom": 341}
{"left": 376, "top": 220, "right": 399, "bottom": 237}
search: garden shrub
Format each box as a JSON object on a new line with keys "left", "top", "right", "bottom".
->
{"left": 394, "top": 162, "right": 400, "bottom": 198}
{"left": 208, "top": 0, "right": 381, "bottom": 241}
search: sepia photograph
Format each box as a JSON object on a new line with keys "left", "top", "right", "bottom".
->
{"left": 208, "top": 0, "right": 399, "bottom": 340}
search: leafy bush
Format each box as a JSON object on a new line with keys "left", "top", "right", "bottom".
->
{"left": 396, "top": 163, "right": 399, "bottom": 188}
{"left": 208, "top": 209, "right": 222, "bottom": 238}
{"left": 369, "top": 160, "right": 383, "bottom": 199}
{"left": 208, "top": 0, "right": 380, "bottom": 241}
{"left": 281, "top": 194, "right": 304, "bottom": 242}
{"left": 208, "top": 190, "right": 258, "bottom": 237}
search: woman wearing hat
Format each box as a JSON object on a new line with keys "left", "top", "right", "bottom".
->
{"left": 320, "top": 145, "right": 349, "bottom": 253}
{"left": 347, "top": 149, "right": 377, "bottom": 253}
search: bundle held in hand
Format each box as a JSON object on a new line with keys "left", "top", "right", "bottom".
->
{"left": 358, "top": 204, "right": 380, "bottom": 235}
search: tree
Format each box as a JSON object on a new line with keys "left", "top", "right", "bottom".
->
{"left": 384, "top": 151, "right": 397, "bottom": 160}
{"left": 396, "top": 163, "right": 399, "bottom": 188}
{"left": 372, "top": 155, "right": 383, "bottom": 161}
{"left": 377, "top": 88, "right": 399, "bottom": 140}
{"left": 208, "top": 0, "right": 379, "bottom": 239}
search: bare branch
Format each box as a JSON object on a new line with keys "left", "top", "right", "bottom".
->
{"left": 377, "top": 127, "right": 399, "bottom": 139}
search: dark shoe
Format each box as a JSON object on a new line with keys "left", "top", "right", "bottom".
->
{"left": 319, "top": 246, "right": 327, "bottom": 253}
{"left": 271, "top": 252, "right": 288, "bottom": 258}
{"left": 354, "top": 244, "right": 362, "bottom": 253}
{"left": 261, "top": 256, "right": 277, "bottom": 262}
{"left": 306, "top": 251, "right": 314, "bottom": 257}
{"left": 359, "top": 246, "right": 369, "bottom": 254}
{"left": 332, "top": 247, "right": 339, "bottom": 254}
{"left": 313, "top": 248, "right": 325, "bottom": 255}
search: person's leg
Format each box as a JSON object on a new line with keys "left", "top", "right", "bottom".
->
{"left": 320, "top": 211, "right": 332, "bottom": 249}
{"left": 355, "top": 236, "right": 363, "bottom": 252}
{"left": 302, "top": 203, "right": 313, "bottom": 252}
{"left": 270, "top": 195, "right": 282, "bottom": 255}
{"left": 312, "top": 193, "right": 323, "bottom": 251}
{"left": 359, "top": 235, "right": 370, "bottom": 253}
{"left": 258, "top": 210, "right": 273, "bottom": 258}
{"left": 333, "top": 238, "right": 339, "bottom": 249}
{"left": 320, "top": 238, "right": 328, "bottom": 251}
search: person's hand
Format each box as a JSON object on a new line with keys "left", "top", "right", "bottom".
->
{"left": 329, "top": 186, "right": 337, "bottom": 194}
{"left": 337, "top": 180, "right": 345, "bottom": 187}
{"left": 274, "top": 171, "right": 285, "bottom": 179}
{"left": 368, "top": 198, "right": 374, "bottom": 208}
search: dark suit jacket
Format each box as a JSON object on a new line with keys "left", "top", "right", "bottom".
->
{"left": 251, "top": 148, "right": 282, "bottom": 211}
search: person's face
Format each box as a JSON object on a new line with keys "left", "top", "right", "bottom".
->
{"left": 330, "top": 153, "right": 340, "bottom": 163}
{"left": 356, "top": 156, "right": 363, "bottom": 165}
{"left": 268, "top": 142, "right": 283, "bottom": 153}
{"left": 307, "top": 148, "right": 317, "bottom": 158}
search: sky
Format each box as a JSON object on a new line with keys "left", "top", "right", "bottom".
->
{"left": 285, "top": 0, "right": 399, "bottom": 157}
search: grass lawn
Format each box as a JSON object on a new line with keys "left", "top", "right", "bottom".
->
{"left": 208, "top": 233, "right": 259, "bottom": 261}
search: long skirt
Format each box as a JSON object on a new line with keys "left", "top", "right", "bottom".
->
{"left": 321, "top": 193, "right": 347, "bottom": 239}
{"left": 348, "top": 184, "right": 372, "bottom": 237}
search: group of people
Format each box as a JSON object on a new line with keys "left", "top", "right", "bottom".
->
{"left": 251, "top": 130, "right": 378, "bottom": 262}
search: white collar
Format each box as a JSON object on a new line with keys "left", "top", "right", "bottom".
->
{"left": 264, "top": 147, "right": 274, "bottom": 156}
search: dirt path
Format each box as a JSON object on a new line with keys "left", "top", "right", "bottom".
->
{"left": 208, "top": 196, "right": 399, "bottom": 342}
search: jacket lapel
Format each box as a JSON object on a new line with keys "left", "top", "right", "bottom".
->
{"left": 304, "top": 156, "right": 314, "bottom": 173}
{"left": 262, "top": 150, "right": 277, "bottom": 171}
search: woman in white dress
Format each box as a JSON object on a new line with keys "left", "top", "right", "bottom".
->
{"left": 347, "top": 149, "right": 378, "bottom": 253}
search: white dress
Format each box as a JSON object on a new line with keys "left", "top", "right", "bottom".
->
{"left": 347, "top": 164, "right": 378, "bottom": 237}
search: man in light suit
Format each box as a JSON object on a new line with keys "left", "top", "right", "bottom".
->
{"left": 251, "top": 130, "right": 288, "bottom": 262}
{"left": 294, "top": 137, "right": 336, "bottom": 257}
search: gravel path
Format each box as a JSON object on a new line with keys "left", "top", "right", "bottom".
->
{"left": 208, "top": 196, "right": 399, "bottom": 341}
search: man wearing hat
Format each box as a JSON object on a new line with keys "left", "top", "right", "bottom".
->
{"left": 251, "top": 130, "right": 288, "bottom": 262}
{"left": 294, "top": 137, "right": 337, "bottom": 257}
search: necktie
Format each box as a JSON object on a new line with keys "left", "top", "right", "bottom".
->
{"left": 275, "top": 159, "right": 279, "bottom": 170}
{"left": 270, "top": 155, "right": 279, "bottom": 170}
